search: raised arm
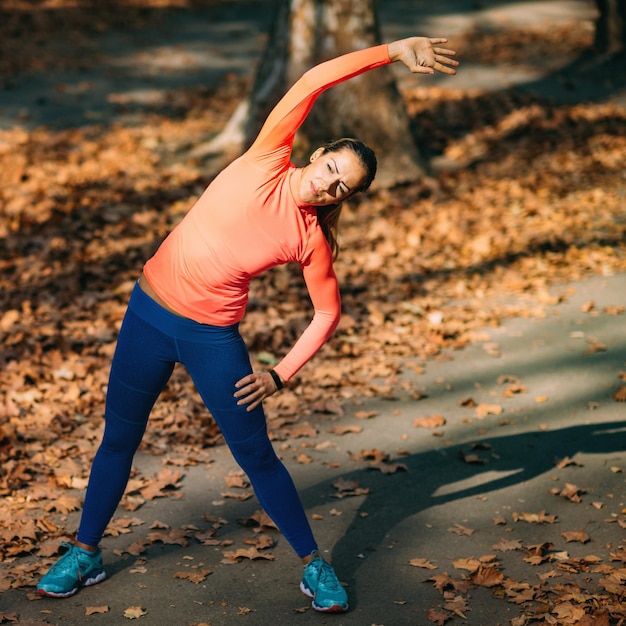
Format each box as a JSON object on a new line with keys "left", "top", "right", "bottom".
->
{"left": 247, "top": 37, "right": 458, "bottom": 165}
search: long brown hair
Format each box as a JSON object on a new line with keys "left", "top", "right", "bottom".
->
{"left": 316, "top": 138, "right": 377, "bottom": 260}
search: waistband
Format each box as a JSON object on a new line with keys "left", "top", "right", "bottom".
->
{"left": 128, "top": 281, "right": 241, "bottom": 344}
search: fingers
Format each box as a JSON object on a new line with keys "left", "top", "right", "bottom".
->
{"left": 414, "top": 52, "right": 458, "bottom": 75}
{"left": 234, "top": 372, "right": 275, "bottom": 412}
{"left": 433, "top": 56, "right": 459, "bottom": 75}
{"left": 433, "top": 47, "right": 457, "bottom": 57}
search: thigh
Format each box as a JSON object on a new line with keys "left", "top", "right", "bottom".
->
{"left": 105, "top": 307, "right": 176, "bottom": 424}
{"left": 179, "top": 330, "right": 268, "bottom": 442}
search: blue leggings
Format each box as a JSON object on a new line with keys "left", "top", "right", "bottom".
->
{"left": 77, "top": 283, "right": 317, "bottom": 558}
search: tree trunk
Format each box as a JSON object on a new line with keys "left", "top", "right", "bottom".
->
{"left": 593, "top": 0, "right": 626, "bottom": 55}
{"left": 193, "top": 0, "right": 426, "bottom": 189}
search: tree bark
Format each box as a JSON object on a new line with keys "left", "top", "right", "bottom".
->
{"left": 193, "top": 0, "right": 427, "bottom": 189}
{"left": 593, "top": 0, "right": 626, "bottom": 55}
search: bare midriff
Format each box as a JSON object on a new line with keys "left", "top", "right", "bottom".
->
{"left": 138, "top": 273, "right": 186, "bottom": 318}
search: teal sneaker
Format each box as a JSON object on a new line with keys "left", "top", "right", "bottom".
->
{"left": 37, "top": 542, "right": 106, "bottom": 598}
{"left": 300, "top": 552, "right": 348, "bottom": 613}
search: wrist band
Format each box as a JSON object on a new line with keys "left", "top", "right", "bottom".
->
{"left": 269, "top": 369, "right": 283, "bottom": 390}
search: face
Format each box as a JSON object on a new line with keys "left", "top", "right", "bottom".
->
{"left": 297, "top": 147, "right": 367, "bottom": 206}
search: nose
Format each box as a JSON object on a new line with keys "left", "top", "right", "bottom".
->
{"left": 321, "top": 173, "right": 339, "bottom": 197}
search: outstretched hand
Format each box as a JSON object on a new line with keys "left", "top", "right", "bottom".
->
{"left": 388, "top": 37, "right": 458, "bottom": 75}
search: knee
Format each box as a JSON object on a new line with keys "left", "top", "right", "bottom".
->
{"left": 99, "top": 412, "right": 146, "bottom": 455}
{"left": 228, "top": 430, "right": 281, "bottom": 476}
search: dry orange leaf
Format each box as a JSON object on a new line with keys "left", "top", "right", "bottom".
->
{"left": 613, "top": 386, "right": 626, "bottom": 402}
{"left": 561, "top": 530, "right": 590, "bottom": 543}
{"left": 221, "top": 490, "right": 253, "bottom": 501}
{"left": 146, "top": 528, "right": 189, "bottom": 547}
{"left": 123, "top": 606, "right": 146, "bottom": 619}
{"left": 238, "top": 510, "right": 278, "bottom": 530}
{"left": 448, "top": 523, "right": 475, "bottom": 536}
{"left": 492, "top": 538, "right": 522, "bottom": 552}
{"left": 174, "top": 569, "right": 212, "bottom": 584}
{"left": 85, "top": 606, "right": 109, "bottom": 616}
{"left": 221, "top": 547, "right": 275, "bottom": 563}
{"left": 368, "top": 461, "right": 408, "bottom": 474}
{"left": 413, "top": 414, "right": 446, "bottom": 428}
{"left": 512, "top": 510, "right": 557, "bottom": 524}
{"left": 470, "top": 565, "right": 505, "bottom": 588}
{"left": 224, "top": 471, "right": 249, "bottom": 489}
{"left": 475, "top": 403, "right": 503, "bottom": 418}
{"left": 427, "top": 607, "right": 453, "bottom": 625}
{"left": 409, "top": 557, "right": 438, "bottom": 570}
{"left": 44, "top": 495, "right": 82, "bottom": 514}
{"left": 549, "top": 482, "right": 586, "bottom": 503}
{"left": 331, "top": 477, "right": 370, "bottom": 499}
{"left": 329, "top": 425, "right": 363, "bottom": 435}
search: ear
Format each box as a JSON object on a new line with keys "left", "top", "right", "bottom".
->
{"left": 309, "top": 147, "right": 325, "bottom": 163}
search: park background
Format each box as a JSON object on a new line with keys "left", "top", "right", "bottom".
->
{"left": 1, "top": 1, "right": 625, "bottom": 624}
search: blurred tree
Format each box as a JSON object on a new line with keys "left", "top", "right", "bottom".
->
{"left": 593, "top": 0, "right": 626, "bottom": 55}
{"left": 192, "top": 0, "right": 428, "bottom": 188}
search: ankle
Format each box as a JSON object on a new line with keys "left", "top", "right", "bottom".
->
{"left": 75, "top": 540, "right": 98, "bottom": 553}
{"left": 302, "top": 550, "right": 321, "bottom": 565}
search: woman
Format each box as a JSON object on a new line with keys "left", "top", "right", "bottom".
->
{"left": 36, "top": 35, "right": 458, "bottom": 612}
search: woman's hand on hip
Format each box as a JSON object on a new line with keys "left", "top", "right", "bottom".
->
{"left": 234, "top": 371, "right": 280, "bottom": 412}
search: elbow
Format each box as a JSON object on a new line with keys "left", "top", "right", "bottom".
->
{"left": 314, "top": 307, "right": 341, "bottom": 337}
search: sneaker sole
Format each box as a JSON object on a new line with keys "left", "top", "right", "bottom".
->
{"left": 300, "top": 581, "right": 348, "bottom": 613}
{"left": 300, "top": 581, "right": 314, "bottom": 599}
{"left": 312, "top": 601, "right": 348, "bottom": 613}
{"left": 37, "top": 571, "right": 107, "bottom": 599}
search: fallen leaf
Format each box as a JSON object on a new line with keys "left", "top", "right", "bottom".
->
{"left": 123, "top": 606, "right": 147, "bottom": 619}
{"left": 549, "top": 482, "right": 586, "bottom": 503}
{"left": 427, "top": 607, "right": 452, "bottom": 625}
{"left": 409, "top": 557, "right": 438, "bottom": 569}
{"left": 86, "top": 606, "right": 109, "bottom": 615}
{"left": 413, "top": 414, "right": 446, "bottom": 428}
{"left": 448, "top": 524, "right": 475, "bottom": 536}
{"left": 613, "top": 386, "right": 626, "bottom": 402}
{"left": 174, "top": 569, "right": 212, "bottom": 583}
{"left": 470, "top": 564, "right": 505, "bottom": 587}
{"left": 329, "top": 425, "right": 363, "bottom": 435}
{"left": 368, "top": 461, "right": 408, "bottom": 474}
{"left": 492, "top": 538, "right": 522, "bottom": 552}
{"left": 475, "top": 403, "right": 503, "bottom": 418}
{"left": 561, "top": 530, "right": 590, "bottom": 543}
{"left": 513, "top": 511, "right": 557, "bottom": 524}
{"left": 221, "top": 547, "right": 276, "bottom": 563}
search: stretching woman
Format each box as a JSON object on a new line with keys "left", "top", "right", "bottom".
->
{"left": 37, "top": 35, "right": 458, "bottom": 612}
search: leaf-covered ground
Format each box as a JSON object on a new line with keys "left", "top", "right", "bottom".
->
{"left": 1, "top": 2, "right": 625, "bottom": 624}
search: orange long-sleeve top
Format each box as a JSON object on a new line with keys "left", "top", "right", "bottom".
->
{"left": 143, "top": 44, "right": 391, "bottom": 381}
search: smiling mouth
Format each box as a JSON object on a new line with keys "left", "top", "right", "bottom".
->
{"left": 310, "top": 183, "right": 318, "bottom": 197}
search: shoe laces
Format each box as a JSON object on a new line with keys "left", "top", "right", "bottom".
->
{"left": 50, "top": 541, "right": 80, "bottom": 572}
{"left": 48, "top": 542, "right": 85, "bottom": 579}
{"left": 316, "top": 560, "right": 342, "bottom": 591}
